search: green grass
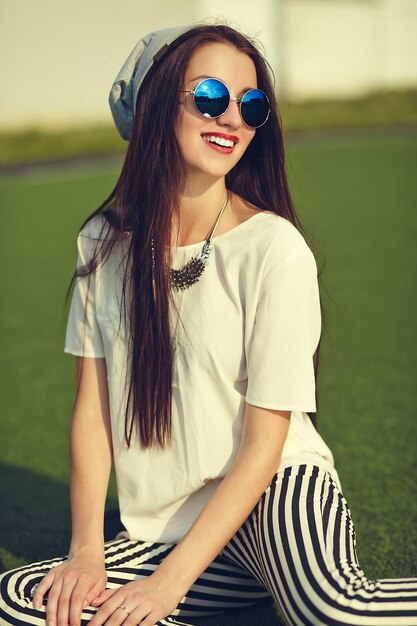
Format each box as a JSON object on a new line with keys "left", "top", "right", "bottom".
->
{"left": 0, "top": 132, "right": 416, "bottom": 625}
{"left": 286, "top": 132, "right": 417, "bottom": 579}
{"left": 0, "top": 125, "right": 127, "bottom": 168}
{"left": 280, "top": 88, "right": 417, "bottom": 132}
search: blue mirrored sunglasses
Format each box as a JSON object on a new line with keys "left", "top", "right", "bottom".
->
{"left": 180, "top": 77, "right": 271, "bottom": 129}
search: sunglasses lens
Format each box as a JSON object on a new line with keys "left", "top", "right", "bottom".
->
{"left": 241, "top": 89, "right": 270, "bottom": 128}
{"left": 193, "top": 79, "right": 229, "bottom": 118}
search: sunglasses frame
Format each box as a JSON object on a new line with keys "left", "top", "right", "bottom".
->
{"left": 180, "top": 77, "right": 271, "bottom": 129}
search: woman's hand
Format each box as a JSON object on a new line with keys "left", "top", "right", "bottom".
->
{"left": 88, "top": 572, "right": 185, "bottom": 626}
{"left": 32, "top": 547, "right": 107, "bottom": 626}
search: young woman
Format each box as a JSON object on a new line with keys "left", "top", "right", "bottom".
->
{"left": 1, "top": 22, "right": 416, "bottom": 626}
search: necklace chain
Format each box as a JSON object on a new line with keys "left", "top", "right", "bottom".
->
{"left": 151, "top": 192, "right": 229, "bottom": 292}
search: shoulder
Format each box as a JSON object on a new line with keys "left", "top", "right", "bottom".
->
{"left": 230, "top": 193, "right": 313, "bottom": 263}
{"left": 250, "top": 211, "right": 315, "bottom": 267}
{"left": 76, "top": 214, "right": 116, "bottom": 267}
{"left": 78, "top": 213, "right": 110, "bottom": 242}
{"left": 77, "top": 214, "right": 116, "bottom": 254}
{"left": 250, "top": 214, "right": 319, "bottom": 293}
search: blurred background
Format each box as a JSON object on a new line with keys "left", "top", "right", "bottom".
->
{"left": 1, "top": 0, "right": 416, "bottom": 161}
{"left": 0, "top": 2, "right": 416, "bottom": 624}
{"left": 1, "top": 0, "right": 417, "bottom": 126}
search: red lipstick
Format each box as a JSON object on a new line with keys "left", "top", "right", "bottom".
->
{"left": 201, "top": 131, "right": 239, "bottom": 142}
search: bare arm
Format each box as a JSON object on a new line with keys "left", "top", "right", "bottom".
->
{"left": 154, "top": 401, "right": 291, "bottom": 592}
{"left": 89, "top": 401, "right": 291, "bottom": 626}
{"left": 33, "top": 356, "right": 112, "bottom": 626}
{"left": 69, "top": 356, "right": 113, "bottom": 555}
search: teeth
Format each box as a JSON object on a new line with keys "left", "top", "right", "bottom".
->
{"left": 202, "top": 135, "right": 235, "bottom": 148}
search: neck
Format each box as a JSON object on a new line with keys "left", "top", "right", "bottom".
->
{"left": 172, "top": 177, "right": 229, "bottom": 246}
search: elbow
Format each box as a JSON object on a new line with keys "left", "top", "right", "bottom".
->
{"left": 233, "top": 439, "right": 285, "bottom": 491}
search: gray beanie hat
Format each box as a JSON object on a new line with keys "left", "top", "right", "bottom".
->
{"left": 109, "top": 25, "right": 196, "bottom": 141}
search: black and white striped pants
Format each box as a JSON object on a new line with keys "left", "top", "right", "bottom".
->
{"left": 1, "top": 464, "right": 417, "bottom": 626}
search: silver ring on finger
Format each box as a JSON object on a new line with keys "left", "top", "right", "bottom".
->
{"left": 117, "top": 604, "right": 131, "bottom": 616}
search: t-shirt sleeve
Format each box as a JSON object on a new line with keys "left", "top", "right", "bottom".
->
{"left": 63, "top": 229, "right": 105, "bottom": 358}
{"left": 245, "top": 246, "right": 321, "bottom": 412}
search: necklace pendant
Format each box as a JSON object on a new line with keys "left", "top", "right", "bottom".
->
{"left": 171, "top": 244, "right": 212, "bottom": 291}
{"left": 152, "top": 192, "right": 229, "bottom": 293}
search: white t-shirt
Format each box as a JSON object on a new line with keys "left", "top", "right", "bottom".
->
{"left": 64, "top": 210, "right": 341, "bottom": 544}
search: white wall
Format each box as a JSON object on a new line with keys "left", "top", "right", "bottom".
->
{"left": 0, "top": 0, "right": 416, "bottom": 129}
{"left": 0, "top": 0, "right": 285, "bottom": 130}
{"left": 383, "top": 0, "right": 417, "bottom": 89}
{"left": 196, "top": 0, "right": 283, "bottom": 89}
{"left": 282, "top": 0, "right": 417, "bottom": 100}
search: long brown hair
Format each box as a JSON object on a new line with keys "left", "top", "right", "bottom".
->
{"left": 65, "top": 23, "right": 321, "bottom": 449}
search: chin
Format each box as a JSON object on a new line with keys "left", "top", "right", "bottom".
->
{"left": 187, "top": 158, "right": 241, "bottom": 180}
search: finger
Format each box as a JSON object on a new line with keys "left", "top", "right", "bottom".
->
{"left": 89, "top": 593, "right": 127, "bottom": 626}
{"left": 32, "top": 569, "right": 56, "bottom": 610}
{"left": 87, "top": 577, "right": 109, "bottom": 606}
{"left": 68, "top": 574, "right": 97, "bottom": 626}
{"left": 140, "top": 611, "right": 159, "bottom": 626}
{"left": 90, "top": 588, "right": 115, "bottom": 606}
{"left": 54, "top": 573, "right": 80, "bottom": 626}
{"left": 44, "top": 576, "right": 64, "bottom": 625}
{"left": 128, "top": 605, "right": 153, "bottom": 626}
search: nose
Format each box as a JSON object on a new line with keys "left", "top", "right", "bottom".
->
{"left": 216, "top": 98, "right": 242, "bottom": 130}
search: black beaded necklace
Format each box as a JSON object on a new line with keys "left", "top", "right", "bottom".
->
{"left": 151, "top": 192, "right": 229, "bottom": 292}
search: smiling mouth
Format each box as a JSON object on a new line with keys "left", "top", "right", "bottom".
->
{"left": 201, "top": 133, "right": 239, "bottom": 148}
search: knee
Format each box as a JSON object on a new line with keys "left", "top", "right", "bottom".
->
{"left": 278, "top": 587, "right": 371, "bottom": 626}
{"left": 0, "top": 565, "right": 40, "bottom": 614}
{"left": 296, "top": 592, "right": 381, "bottom": 626}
